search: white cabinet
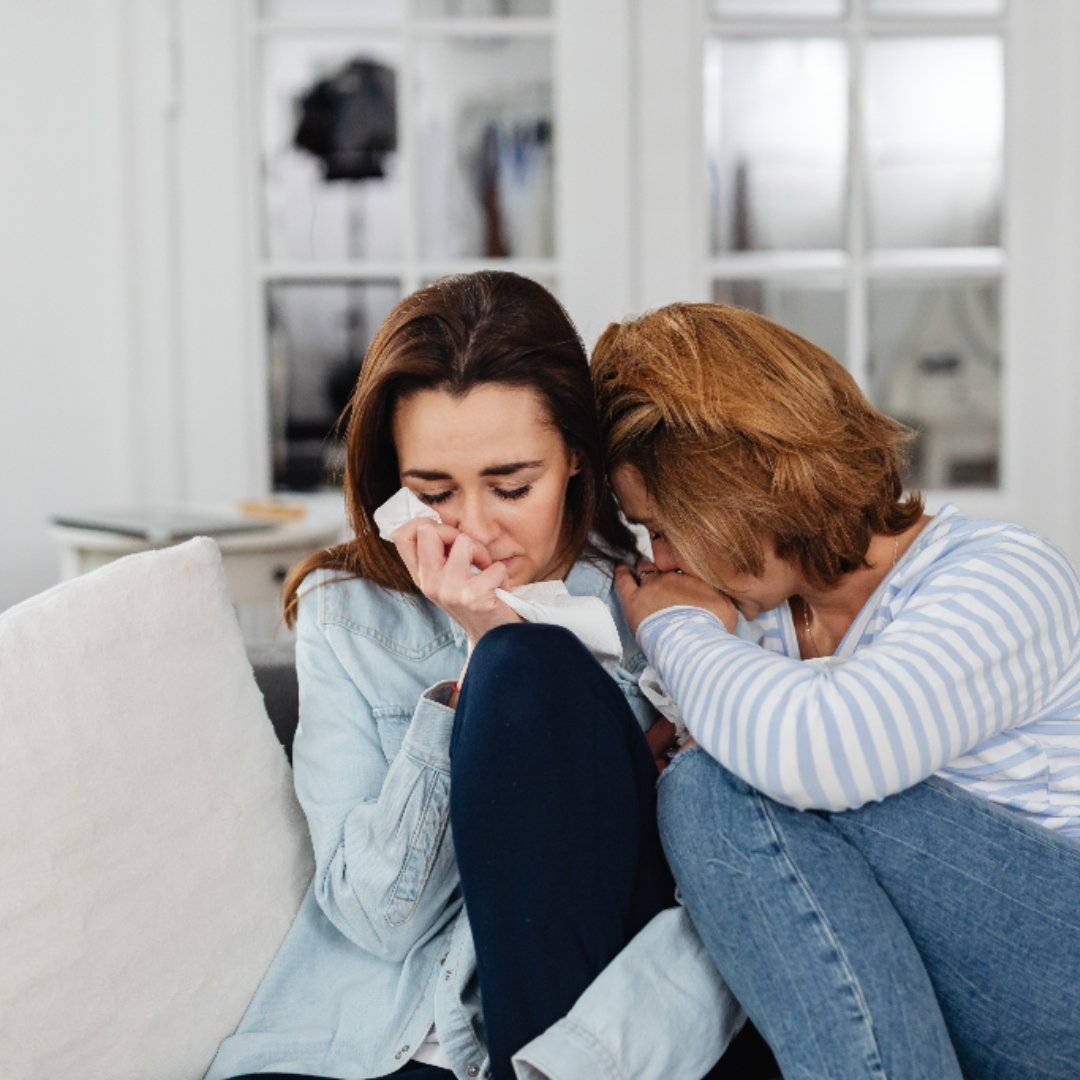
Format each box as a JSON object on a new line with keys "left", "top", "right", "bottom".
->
{"left": 50, "top": 515, "right": 343, "bottom": 642}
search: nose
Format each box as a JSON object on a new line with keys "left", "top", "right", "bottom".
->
{"left": 651, "top": 537, "right": 684, "bottom": 573}
{"left": 454, "top": 495, "right": 500, "bottom": 547}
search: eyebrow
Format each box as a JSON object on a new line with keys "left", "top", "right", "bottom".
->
{"left": 401, "top": 460, "right": 544, "bottom": 481}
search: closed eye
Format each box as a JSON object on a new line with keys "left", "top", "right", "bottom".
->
{"left": 416, "top": 490, "right": 453, "bottom": 506}
{"left": 495, "top": 485, "right": 531, "bottom": 501}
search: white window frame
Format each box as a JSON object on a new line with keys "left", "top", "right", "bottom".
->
{"left": 636, "top": 0, "right": 1080, "bottom": 565}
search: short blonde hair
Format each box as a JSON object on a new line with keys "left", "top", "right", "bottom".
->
{"left": 591, "top": 303, "right": 924, "bottom": 589}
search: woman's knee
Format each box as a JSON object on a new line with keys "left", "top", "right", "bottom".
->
{"left": 657, "top": 749, "right": 763, "bottom": 875}
{"left": 457, "top": 623, "right": 617, "bottom": 743}
{"left": 658, "top": 747, "right": 750, "bottom": 824}
{"left": 452, "top": 623, "right": 639, "bottom": 784}
{"left": 466, "top": 622, "right": 592, "bottom": 693}
{"left": 452, "top": 624, "right": 587, "bottom": 760}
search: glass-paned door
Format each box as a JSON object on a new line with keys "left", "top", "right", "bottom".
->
{"left": 700, "top": 0, "right": 1005, "bottom": 493}
{"left": 249, "top": 0, "right": 556, "bottom": 489}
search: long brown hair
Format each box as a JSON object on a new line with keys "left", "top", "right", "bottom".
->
{"left": 284, "top": 271, "right": 633, "bottom": 625}
{"left": 592, "top": 302, "right": 924, "bottom": 590}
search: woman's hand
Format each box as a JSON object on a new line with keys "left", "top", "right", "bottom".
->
{"left": 646, "top": 717, "right": 677, "bottom": 772}
{"left": 393, "top": 519, "right": 522, "bottom": 645}
{"left": 614, "top": 561, "right": 739, "bottom": 635}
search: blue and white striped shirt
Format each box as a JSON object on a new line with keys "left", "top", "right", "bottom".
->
{"left": 638, "top": 505, "right": 1080, "bottom": 837}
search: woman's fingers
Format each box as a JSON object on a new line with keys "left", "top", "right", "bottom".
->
{"left": 392, "top": 519, "right": 459, "bottom": 547}
{"left": 413, "top": 521, "right": 452, "bottom": 592}
{"left": 635, "top": 559, "right": 660, "bottom": 581}
{"left": 391, "top": 520, "right": 514, "bottom": 643}
{"left": 437, "top": 536, "right": 517, "bottom": 643}
{"left": 390, "top": 520, "right": 422, "bottom": 580}
{"left": 463, "top": 560, "right": 510, "bottom": 604}
{"left": 614, "top": 563, "right": 639, "bottom": 602}
{"left": 410, "top": 529, "right": 508, "bottom": 616}
{"left": 445, "top": 537, "right": 506, "bottom": 602}
{"left": 464, "top": 537, "right": 493, "bottom": 571}
{"left": 615, "top": 561, "right": 739, "bottom": 634}
{"left": 646, "top": 717, "right": 677, "bottom": 759}
{"left": 392, "top": 519, "right": 460, "bottom": 584}
{"left": 442, "top": 532, "right": 477, "bottom": 580}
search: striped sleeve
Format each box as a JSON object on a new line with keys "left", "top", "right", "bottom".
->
{"left": 637, "top": 537, "right": 1080, "bottom": 811}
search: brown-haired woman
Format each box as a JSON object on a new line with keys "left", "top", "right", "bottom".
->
{"left": 593, "top": 301, "right": 1080, "bottom": 1080}
{"left": 208, "top": 274, "right": 746, "bottom": 1080}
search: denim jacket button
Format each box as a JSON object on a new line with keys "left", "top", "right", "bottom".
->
{"left": 467, "top": 1065, "right": 480, "bottom": 1077}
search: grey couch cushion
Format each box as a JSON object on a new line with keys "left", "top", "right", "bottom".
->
{"left": 248, "top": 642, "right": 299, "bottom": 761}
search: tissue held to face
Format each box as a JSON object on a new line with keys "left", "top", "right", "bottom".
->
{"left": 392, "top": 384, "right": 581, "bottom": 589}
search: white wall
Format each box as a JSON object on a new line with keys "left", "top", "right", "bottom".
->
{"left": 0, "top": 0, "right": 262, "bottom": 614}
{"left": 0, "top": 1, "right": 133, "bottom": 611}
{"left": 1005, "top": 0, "right": 1080, "bottom": 564}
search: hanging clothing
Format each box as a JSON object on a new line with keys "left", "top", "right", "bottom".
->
{"left": 294, "top": 58, "right": 397, "bottom": 181}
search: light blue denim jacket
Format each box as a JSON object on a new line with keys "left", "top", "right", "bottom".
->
{"left": 208, "top": 555, "right": 740, "bottom": 1080}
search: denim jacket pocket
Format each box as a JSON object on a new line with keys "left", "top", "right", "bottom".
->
{"left": 385, "top": 765, "right": 452, "bottom": 927}
{"left": 324, "top": 604, "right": 458, "bottom": 664}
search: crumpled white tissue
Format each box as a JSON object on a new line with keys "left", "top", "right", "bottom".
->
{"left": 373, "top": 487, "right": 441, "bottom": 539}
{"left": 374, "top": 487, "right": 623, "bottom": 671}
{"left": 638, "top": 664, "right": 688, "bottom": 742}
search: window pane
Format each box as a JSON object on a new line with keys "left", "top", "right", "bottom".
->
{"left": 866, "top": 37, "right": 1003, "bottom": 249}
{"left": 416, "top": 0, "right": 551, "bottom": 16}
{"left": 261, "top": 37, "right": 404, "bottom": 261}
{"left": 267, "top": 281, "right": 402, "bottom": 489}
{"left": 415, "top": 37, "right": 553, "bottom": 258}
{"left": 713, "top": 280, "right": 846, "bottom": 366}
{"left": 706, "top": 38, "right": 848, "bottom": 253}
{"left": 708, "top": 0, "right": 845, "bottom": 17}
{"left": 869, "top": 280, "right": 1000, "bottom": 489}
{"left": 869, "top": 0, "right": 1002, "bottom": 16}
{"left": 258, "top": 1, "right": 404, "bottom": 22}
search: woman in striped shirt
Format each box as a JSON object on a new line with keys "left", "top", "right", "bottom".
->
{"left": 592, "top": 302, "right": 1080, "bottom": 1080}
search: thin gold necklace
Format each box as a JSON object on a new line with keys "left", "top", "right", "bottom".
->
{"left": 802, "top": 533, "right": 900, "bottom": 657}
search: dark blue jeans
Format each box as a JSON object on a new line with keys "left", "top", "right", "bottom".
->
{"left": 450, "top": 623, "right": 675, "bottom": 1080}
{"left": 227, "top": 1066, "right": 450, "bottom": 1080}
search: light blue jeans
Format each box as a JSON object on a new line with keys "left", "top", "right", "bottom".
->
{"left": 658, "top": 747, "right": 1080, "bottom": 1080}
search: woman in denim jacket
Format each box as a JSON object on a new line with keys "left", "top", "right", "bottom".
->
{"left": 208, "top": 273, "right": 746, "bottom": 1080}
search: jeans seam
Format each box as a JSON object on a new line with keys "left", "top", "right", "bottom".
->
{"left": 758, "top": 795, "right": 889, "bottom": 1079}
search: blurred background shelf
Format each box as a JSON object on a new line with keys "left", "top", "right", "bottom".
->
{"left": 49, "top": 498, "right": 346, "bottom": 643}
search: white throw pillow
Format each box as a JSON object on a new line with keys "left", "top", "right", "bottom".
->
{"left": 0, "top": 538, "right": 313, "bottom": 1080}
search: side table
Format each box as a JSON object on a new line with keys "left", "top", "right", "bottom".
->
{"left": 49, "top": 516, "right": 344, "bottom": 643}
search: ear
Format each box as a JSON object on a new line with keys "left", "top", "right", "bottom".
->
{"left": 568, "top": 449, "right": 583, "bottom": 476}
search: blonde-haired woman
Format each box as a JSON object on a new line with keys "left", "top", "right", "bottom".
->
{"left": 593, "top": 302, "right": 1080, "bottom": 1080}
